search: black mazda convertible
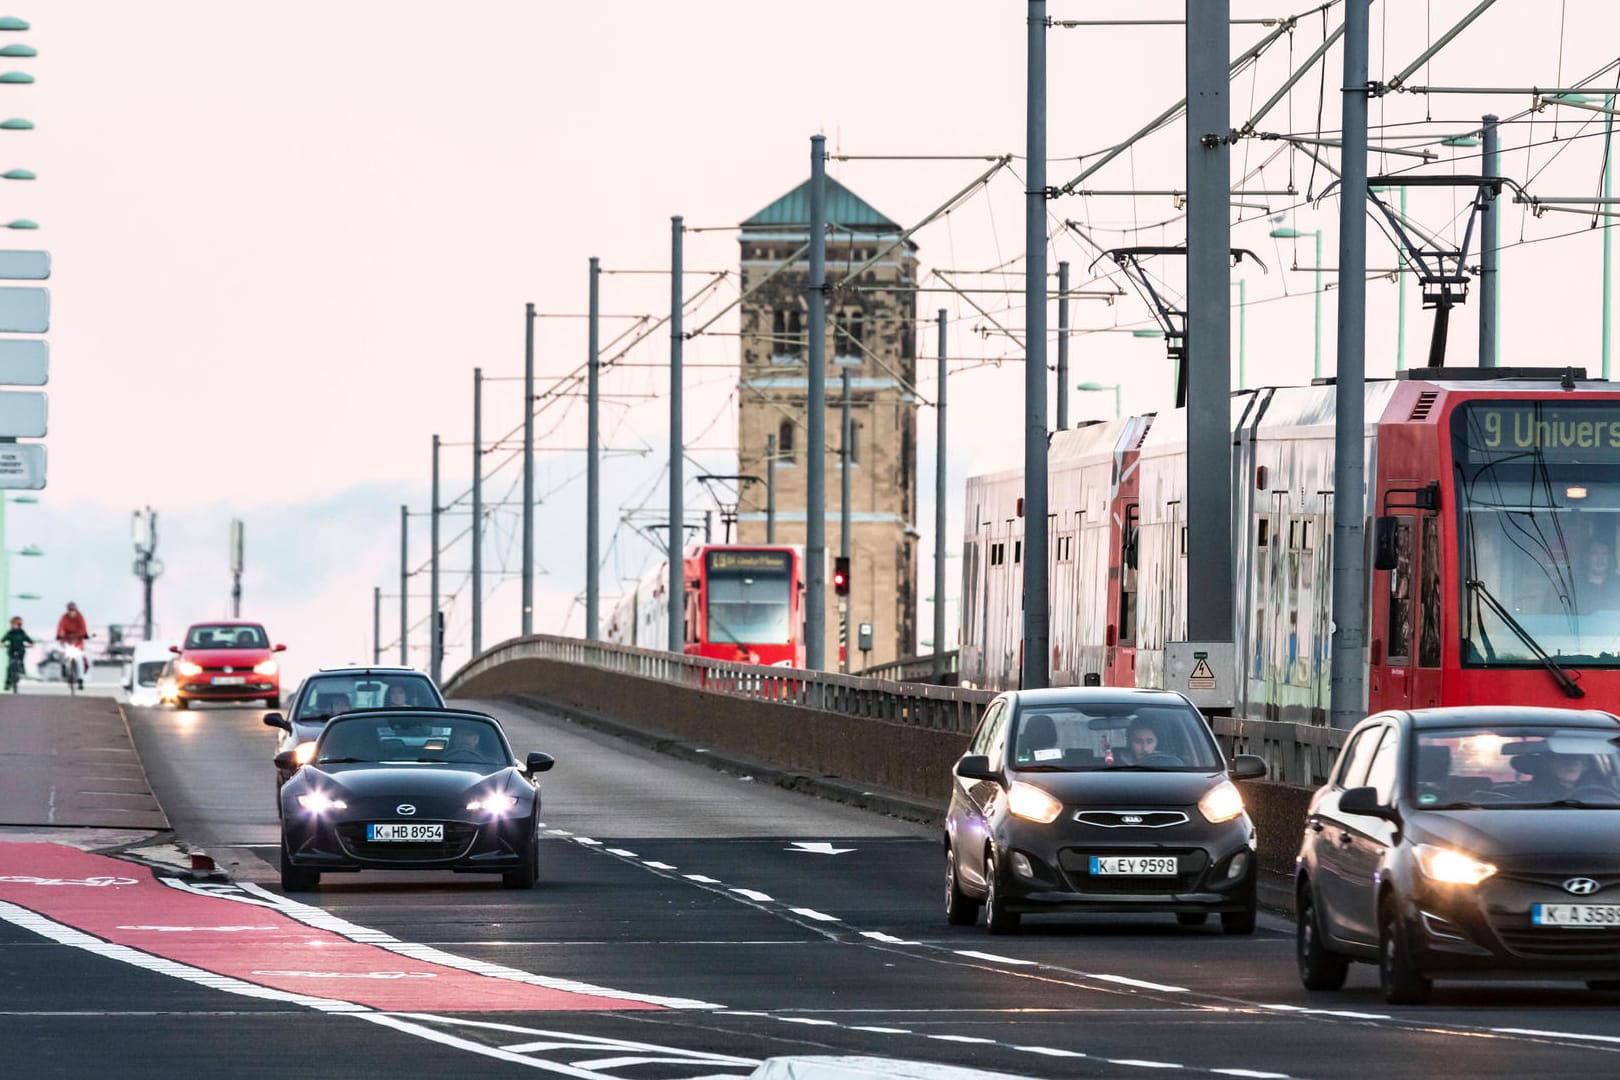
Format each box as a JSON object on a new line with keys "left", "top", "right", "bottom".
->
{"left": 275, "top": 707, "right": 554, "bottom": 891}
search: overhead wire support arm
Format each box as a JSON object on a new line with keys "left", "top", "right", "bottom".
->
{"left": 1383, "top": 0, "right": 1502, "bottom": 93}
{"left": 1240, "top": 21, "right": 1346, "bottom": 136}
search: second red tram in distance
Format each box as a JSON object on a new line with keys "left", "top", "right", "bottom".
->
{"left": 605, "top": 544, "right": 806, "bottom": 667}
{"left": 959, "top": 368, "right": 1620, "bottom": 722}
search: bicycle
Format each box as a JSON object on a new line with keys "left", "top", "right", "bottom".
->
{"left": 60, "top": 640, "right": 87, "bottom": 694}
{"left": 4, "top": 653, "right": 21, "bottom": 693}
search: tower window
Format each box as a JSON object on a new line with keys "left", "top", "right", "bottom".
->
{"left": 778, "top": 420, "right": 795, "bottom": 462}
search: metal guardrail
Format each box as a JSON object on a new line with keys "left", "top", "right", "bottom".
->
{"left": 446, "top": 635, "right": 1346, "bottom": 785}
{"left": 853, "top": 650, "right": 959, "bottom": 684}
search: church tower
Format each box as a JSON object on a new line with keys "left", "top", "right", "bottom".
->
{"left": 735, "top": 178, "right": 920, "bottom": 669}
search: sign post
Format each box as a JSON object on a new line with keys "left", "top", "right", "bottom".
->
{"left": 229, "top": 519, "right": 244, "bottom": 617}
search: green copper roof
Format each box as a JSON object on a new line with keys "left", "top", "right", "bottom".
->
{"left": 742, "top": 176, "right": 900, "bottom": 232}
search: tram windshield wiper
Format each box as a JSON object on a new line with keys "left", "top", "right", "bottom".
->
{"left": 1464, "top": 578, "right": 1585, "bottom": 699}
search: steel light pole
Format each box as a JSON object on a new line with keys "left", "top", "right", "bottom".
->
{"left": 1075, "top": 381, "right": 1121, "bottom": 419}
{"left": 1270, "top": 226, "right": 1323, "bottom": 380}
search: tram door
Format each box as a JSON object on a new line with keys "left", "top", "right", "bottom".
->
{"left": 1372, "top": 511, "right": 1442, "bottom": 711}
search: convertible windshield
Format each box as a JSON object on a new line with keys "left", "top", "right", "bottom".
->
{"left": 315, "top": 714, "right": 509, "bottom": 766}
{"left": 186, "top": 624, "right": 268, "bottom": 649}
{"left": 1452, "top": 401, "right": 1620, "bottom": 668}
{"left": 1009, "top": 702, "right": 1222, "bottom": 771}
{"left": 1413, "top": 725, "right": 1620, "bottom": 808}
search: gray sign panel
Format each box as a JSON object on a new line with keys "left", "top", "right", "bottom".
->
{"left": 0, "top": 287, "right": 46, "bottom": 333}
{"left": 0, "top": 390, "right": 46, "bottom": 437}
{"left": 0, "top": 251, "right": 49, "bottom": 280}
{"left": 0, "top": 339, "right": 46, "bottom": 385}
{"left": 0, "top": 442, "right": 44, "bottom": 489}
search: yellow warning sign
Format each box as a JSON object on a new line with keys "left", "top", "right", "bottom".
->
{"left": 1188, "top": 657, "right": 1217, "bottom": 691}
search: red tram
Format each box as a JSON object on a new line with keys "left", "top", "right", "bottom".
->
{"left": 605, "top": 544, "right": 806, "bottom": 667}
{"left": 960, "top": 369, "right": 1620, "bottom": 721}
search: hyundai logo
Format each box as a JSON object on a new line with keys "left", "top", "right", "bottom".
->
{"left": 396, "top": 804, "right": 417, "bottom": 816}
{"left": 1564, "top": 877, "right": 1601, "bottom": 896}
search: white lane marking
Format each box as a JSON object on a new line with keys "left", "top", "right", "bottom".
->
{"left": 1014, "top": 1046, "right": 1088, "bottom": 1058}
{"left": 788, "top": 908, "right": 839, "bottom": 922}
{"left": 1213, "top": 1070, "right": 1292, "bottom": 1079}
{"left": 352, "top": 1013, "right": 603, "bottom": 1076}
{"left": 0, "top": 900, "right": 364, "bottom": 1013}
{"left": 850, "top": 1026, "right": 912, "bottom": 1034}
{"left": 778, "top": 1017, "right": 839, "bottom": 1026}
{"left": 1087, "top": 973, "right": 1188, "bottom": 993}
{"left": 0, "top": 875, "right": 139, "bottom": 887}
{"left": 1260, "top": 1003, "right": 1388, "bottom": 1021}
{"left": 953, "top": 950, "right": 1037, "bottom": 965}
{"left": 605, "top": 849, "right": 638, "bottom": 858}
{"left": 788, "top": 842, "right": 855, "bottom": 855}
{"left": 223, "top": 881, "right": 719, "bottom": 1009}
{"left": 643, "top": 861, "right": 677, "bottom": 870}
{"left": 861, "top": 931, "right": 920, "bottom": 945}
{"left": 685, "top": 874, "right": 721, "bottom": 884}
{"left": 1492, "top": 1028, "right": 1620, "bottom": 1045}
{"left": 928, "top": 1035, "right": 996, "bottom": 1044}
{"left": 544, "top": 829, "right": 573, "bottom": 836}
{"left": 730, "top": 888, "right": 773, "bottom": 902}
{"left": 1106, "top": 1060, "right": 1181, "bottom": 1070}
{"left": 573, "top": 838, "right": 602, "bottom": 847}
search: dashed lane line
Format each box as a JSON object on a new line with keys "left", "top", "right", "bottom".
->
{"left": 788, "top": 908, "right": 839, "bottom": 922}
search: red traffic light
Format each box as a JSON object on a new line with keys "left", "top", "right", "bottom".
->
{"left": 833, "top": 555, "right": 850, "bottom": 596}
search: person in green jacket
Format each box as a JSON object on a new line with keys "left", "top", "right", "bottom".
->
{"left": 3, "top": 616, "right": 33, "bottom": 691}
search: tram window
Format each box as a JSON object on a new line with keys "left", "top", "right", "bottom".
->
{"left": 1014, "top": 540, "right": 1022, "bottom": 565}
{"left": 1385, "top": 518, "right": 1414, "bottom": 662}
{"left": 1257, "top": 519, "right": 1270, "bottom": 547}
{"left": 1419, "top": 516, "right": 1441, "bottom": 667}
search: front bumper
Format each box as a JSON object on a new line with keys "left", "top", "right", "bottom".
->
{"left": 282, "top": 811, "right": 533, "bottom": 873}
{"left": 992, "top": 814, "right": 1256, "bottom": 914}
{"left": 176, "top": 676, "right": 277, "bottom": 700}
{"left": 1404, "top": 873, "right": 1620, "bottom": 977}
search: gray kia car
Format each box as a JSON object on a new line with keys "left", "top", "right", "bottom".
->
{"left": 945, "top": 687, "right": 1267, "bottom": 934}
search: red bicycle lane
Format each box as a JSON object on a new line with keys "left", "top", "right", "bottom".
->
{"left": 0, "top": 842, "right": 674, "bottom": 1013}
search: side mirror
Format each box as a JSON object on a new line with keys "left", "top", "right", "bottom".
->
{"left": 169, "top": 645, "right": 181, "bottom": 654}
{"left": 273, "top": 643, "right": 288, "bottom": 653}
{"left": 263, "top": 712, "right": 291, "bottom": 732}
{"left": 1339, "top": 785, "right": 1399, "bottom": 821}
{"left": 1229, "top": 754, "right": 1268, "bottom": 782}
{"left": 955, "top": 754, "right": 997, "bottom": 782}
{"left": 1372, "top": 516, "right": 1400, "bottom": 572}
{"left": 273, "top": 750, "right": 298, "bottom": 771}
{"left": 525, "top": 752, "right": 555, "bottom": 776}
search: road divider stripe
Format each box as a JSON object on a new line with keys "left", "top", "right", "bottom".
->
{"left": 788, "top": 908, "right": 839, "bottom": 922}
{"left": 1086, "top": 973, "right": 1188, "bottom": 993}
{"left": 953, "top": 950, "right": 1037, "bottom": 965}
{"left": 730, "top": 889, "right": 773, "bottom": 902}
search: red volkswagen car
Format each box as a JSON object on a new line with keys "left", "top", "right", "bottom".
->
{"left": 169, "top": 621, "right": 286, "bottom": 709}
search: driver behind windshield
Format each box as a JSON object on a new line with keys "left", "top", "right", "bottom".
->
{"left": 1524, "top": 752, "right": 1605, "bottom": 800}
{"left": 1117, "top": 721, "right": 1160, "bottom": 765}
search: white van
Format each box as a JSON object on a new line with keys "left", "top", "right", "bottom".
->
{"left": 124, "top": 641, "right": 175, "bottom": 707}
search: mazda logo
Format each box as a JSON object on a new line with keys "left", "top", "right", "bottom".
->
{"left": 396, "top": 804, "right": 417, "bottom": 816}
{"left": 1564, "top": 877, "right": 1601, "bottom": 896}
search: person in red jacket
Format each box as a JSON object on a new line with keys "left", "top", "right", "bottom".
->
{"left": 55, "top": 601, "right": 88, "bottom": 648}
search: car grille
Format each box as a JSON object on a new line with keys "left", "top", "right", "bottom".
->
{"left": 1056, "top": 847, "right": 1210, "bottom": 894}
{"left": 1485, "top": 873, "right": 1620, "bottom": 958}
{"left": 334, "top": 822, "right": 478, "bottom": 862}
{"left": 1488, "top": 915, "right": 1620, "bottom": 957}
{"left": 1074, "top": 810, "right": 1189, "bottom": 829}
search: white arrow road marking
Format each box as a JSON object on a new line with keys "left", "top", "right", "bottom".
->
{"left": 788, "top": 842, "right": 855, "bottom": 855}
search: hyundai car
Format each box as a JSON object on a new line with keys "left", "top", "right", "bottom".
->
{"left": 276, "top": 707, "right": 554, "bottom": 891}
{"left": 1297, "top": 706, "right": 1620, "bottom": 1003}
{"left": 945, "top": 687, "right": 1266, "bottom": 934}
{"left": 169, "top": 621, "right": 285, "bottom": 708}
{"left": 265, "top": 666, "right": 445, "bottom": 787}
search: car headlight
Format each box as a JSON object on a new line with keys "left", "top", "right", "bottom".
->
{"left": 1413, "top": 844, "right": 1497, "bottom": 886}
{"left": 296, "top": 792, "right": 347, "bottom": 813}
{"left": 293, "top": 741, "right": 317, "bottom": 765}
{"left": 1198, "top": 780, "right": 1246, "bottom": 824}
{"left": 1006, "top": 781, "right": 1063, "bottom": 824}
{"left": 253, "top": 659, "right": 278, "bottom": 676}
{"left": 175, "top": 661, "right": 203, "bottom": 677}
{"left": 467, "top": 793, "right": 519, "bottom": 814}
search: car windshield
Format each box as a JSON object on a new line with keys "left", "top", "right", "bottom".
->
{"left": 294, "top": 674, "right": 440, "bottom": 720}
{"left": 1412, "top": 725, "right": 1620, "bottom": 808}
{"left": 315, "top": 713, "right": 508, "bottom": 766}
{"left": 134, "top": 660, "right": 165, "bottom": 687}
{"left": 1009, "top": 702, "right": 1222, "bottom": 771}
{"left": 186, "top": 624, "right": 267, "bottom": 649}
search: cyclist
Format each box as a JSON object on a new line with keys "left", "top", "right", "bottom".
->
{"left": 3, "top": 615, "right": 33, "bottom": 692}
{"left": 55, "top": 601, "right": 89, "bottom": 690}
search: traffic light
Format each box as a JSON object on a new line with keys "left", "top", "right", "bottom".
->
{"left": 833, "top": 555, "right": 850, "bottom": 596}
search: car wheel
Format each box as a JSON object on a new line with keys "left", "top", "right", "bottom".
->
{"left": 1297, "top": 884, "right": 1350, "bottom": 991}
{"left": 1378, "top": 895, "right": 1431, "bottom": 1005}
{"left": 982, "top": 851, "right": 1021, "bottom": 935}
{"left": 1222, "top": 901, "right": 1257, "bottom": 935}
{"left": 1176, "top": 912, "right": 1209, "bottom": 927}
{"left": 502, "top": 829, "right": 539, "bottom": 889}
{"left": 945, "top": 847, "right": 980, "bottom": 926}
{"left": 279, "top": 835, "right": 319, "bottom": 893}
{"left": 264, "top": 695, "right": 280, "bottom": 709}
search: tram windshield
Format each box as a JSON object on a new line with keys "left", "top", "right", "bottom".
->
{"left": 704, "top": 550, "right": 794, "bottom": 646}
{"left": 1452, "top": 401, "right": 1620, "bottom": 667}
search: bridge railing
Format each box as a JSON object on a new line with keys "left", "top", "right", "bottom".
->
{"left": 853, "top": 650, "right": 959, "bottom": 685}
{"left": 446, "top": 635, "right": 1345, "bottom": 785}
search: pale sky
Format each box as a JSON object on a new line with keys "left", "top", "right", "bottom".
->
{"left": 8, "top": 0, "right": 1618, "bottom": 684}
